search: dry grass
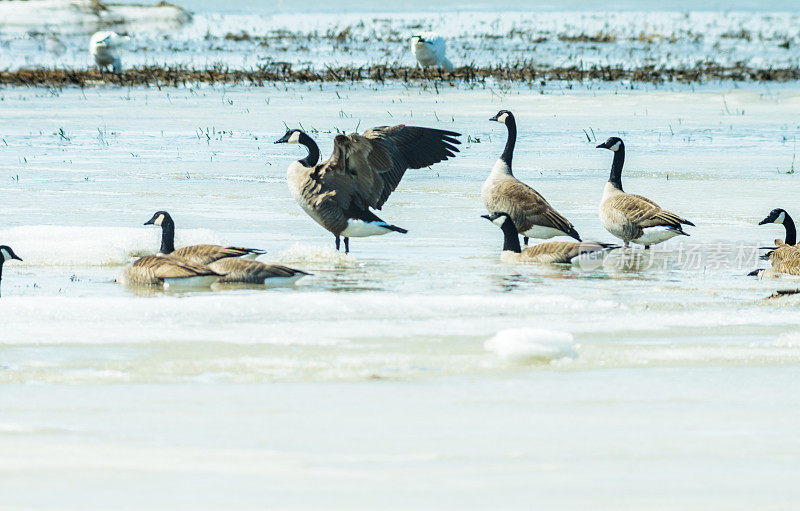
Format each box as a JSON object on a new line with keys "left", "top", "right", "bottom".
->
{"left": 1, "top": 62, "right": 798, "bottom": 87}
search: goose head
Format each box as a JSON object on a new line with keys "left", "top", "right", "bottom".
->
{"left": 144, "top": 210, "right": 173, "bottom": 227}
{"left": 596, "top": 137, "right": 624, "bottom": 152}
{"left": 481, "top": 212, "right": 517, "bottom": 231}
{"left": 489, "top": 110, "right": 514, "bottom": 124}
{"left": 274, "top": 129, "right": 305, "bottom": 145}
{"left": 0, "top": 245, "right": 22, "bottom": 265}
{"left": 759, "top": 208, "right": 788, "bottom": 225}
{"left": 411, "top": 34, "right": 429, "bottom": 46}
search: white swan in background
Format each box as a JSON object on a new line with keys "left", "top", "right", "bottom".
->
{"left": 410, "top": 32, "right": 453, "bottom": 72}
{"left": 89, "top": 30, "right": 129, "bottom": 73}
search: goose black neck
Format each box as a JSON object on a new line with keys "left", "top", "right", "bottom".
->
{"left": 608, "top": 145, "right": 625, "bottom": 191}
{"left": 299, "top": 132, "right": 320, "bottom": 167}
{"left": 782, "top": 212, "right": 797, "bottom": 245}
{"left": 500, "top": 117, "right": 517, "bottom": 168}
{"left": 500, "top": 219, "right": 522, "bottom": 253}
{"left": 0, "top": 263, "right": 3, "bottom": 298}
{"left": 160, "top": 218, "right": 176, "bottom": 254}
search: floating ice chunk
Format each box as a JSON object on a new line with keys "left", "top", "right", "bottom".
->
{"left": 484, "top": 328, "right": 576, "bottom": 363}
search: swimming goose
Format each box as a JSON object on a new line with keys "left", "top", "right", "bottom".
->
{"left": 89, "top": 30, "right": 128, "bottom": 74}
{"left": 596, "top": 137, "right": 694, "bottom": 248}
{"left": 0, "top": 245, "right": 22, "bottom": 297}
{"left": 483, "top": 110, "right": 581, "bottom": 246}
{"left": 117, "top": 256, "right": 222, "bottom": 288}
{"left": 751, "top": 258, "right": 800, "bottom": 279}
{"left": 209, "top": 258, "right": 309, "bottom": 287}
{"left": 144, "top": 211, "right": 265, "bottom": 265}
{"left": 482, "top": 212, "right": 617, "bottom": 264}
{"left": 275, "top": 125, "right": 461, "bottom": 253}
{"left": 758, "top": 208, "right": 800, "bottom": 265}
{"left": 410, "top": 32, "right": 454, "bottom": 72}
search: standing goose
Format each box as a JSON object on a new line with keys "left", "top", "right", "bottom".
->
{"left": 145, "top": 211, "right": 265, "bottom": 265}
{"left": 117, "top": 256, "right": 222, "bottom": 288}
{"left": 758, "top": 208, "right": 800, "bottom": 265}
{"left": 596, "top": 137, "right": 694, "bottom": 248}
{"left": 410, "top": 32, "right": 454, "bottom": 72}
{"left": 482, "top": 212, "right": 617, "bottom": 264}
{"left": 275, "top": 125, "right": 460, "bottom": 253}
{"left": 483, "top": 110, "right": 581, "bottom": 245}
{"left": 0, "top": 245, "right": 22, "bottom": 297}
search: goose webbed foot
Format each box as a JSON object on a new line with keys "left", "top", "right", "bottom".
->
{"left": 523, "top": 236, "right": 529, "bottom": 246}
{"left": 344, "top": 237, "right": 350, "bottom": 254}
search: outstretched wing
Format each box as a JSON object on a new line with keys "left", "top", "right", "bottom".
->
{"left": 316, "top": 126, "right": 461, "bottom": 212}
{"left": 362, "top": 125, "right": 460, "bottom": 208}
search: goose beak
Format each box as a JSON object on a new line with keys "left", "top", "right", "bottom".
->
{"left": 596, "top": 142, "right": 607, "bottom": 149}
{"left": 480, "top": 214, "right": 492, "bottom": 220}
{"left": 758, "top": 217, "right": 772, "bottom": 225}
{"left": 274, "top": 133, "right": 290, "bottom": 144}
{"left": 144, "top": 213, "right": 158, "bottom": 226}
{"left": 12, "top": 254, "right": 22, "bottom": 261}
{"left": 489, "top": 114, "right": 498, "bottom": 121}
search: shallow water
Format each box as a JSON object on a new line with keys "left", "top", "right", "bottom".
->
{"left": 1, "top": 80, "right": 800, "bottom": 507}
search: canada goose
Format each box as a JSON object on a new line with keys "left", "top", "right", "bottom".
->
{"left": 144, "top": 211, "right": 265, "bottom": 265}
{"left": 758, "top": 208, "right": 800, "bottom": 265}
{"left": 0, "top": 245, "right": 22, "bottom": 297}
{"left": 209, "top": 258, "right": 309, "bottom": 287}
{"left": 482, "top": 212, "right": 617, "bottom": 264}
{"left": 596, "top": 137, "right": 694, "bottom": 248}
{"left": 117, "top": 256, "right": 222, "bottom": 288}
{"left": 89, "top": 30, "right": 128, "bottom": 74}
{"left": 751, "top": 258, "right": 800, "bottom": 279}
{"left": 275, "top": 125, "right": 460, "bottom": 253}
{"left": 483, "top": 110, "right": 581, "bottom": 246}
{"left": 410, "top": 32, "right": 453, "bottom": 72}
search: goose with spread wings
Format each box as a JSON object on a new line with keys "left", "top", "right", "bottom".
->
{"left": 275, "top": 125, "right": 461, "bottom": 253}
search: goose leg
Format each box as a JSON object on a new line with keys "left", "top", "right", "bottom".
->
{"left": 523, "top": 236, "right": 529, "bottom": 246}
{"left": 644, "top": 245, "right": 650, "bottom": 251}
{"left": 335, "top": 236, "right": 341, "bottom": 251}
{"left": 344, "top": 237, "right": 350, "bottom": 254}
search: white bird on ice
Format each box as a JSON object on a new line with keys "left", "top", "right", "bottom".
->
{"left": 89, "top": 30, "right": 129, "bottom": 73}
{"left": 410, "top": 32, "right": 453, "bottom": 72}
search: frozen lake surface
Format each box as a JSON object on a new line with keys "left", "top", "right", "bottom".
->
{"left": 1, "top": 80, "right": 799, "bottom": 508}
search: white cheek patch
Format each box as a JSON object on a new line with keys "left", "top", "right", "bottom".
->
{"left": 776, "top": 211, "right": 786, "bottom": 224}
{"left": 492, "top": 216, "right": 507, "bottom": 227}
{"left": 288, "top": 131, "right": 301, "bottom": 144}
{"left": 0, "top": 248, "right": 9, "bottom": 260}
{"left": 497, "top": 113, "right": 509, "bottom": 123}
{"left": 154, "top": 214, "right": 164, "bottom": 226}
{"left": 609, "top": 141, "right": 621, "bottom": 152}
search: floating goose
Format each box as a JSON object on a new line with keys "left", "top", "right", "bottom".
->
{"left": 144, "top": 211, "right": 265, "bottom": 265}
{"left": 483, "top": 110, "right": 581, "bottom": 246}
{"left": 483, "top": 212, "right": 617, "bottom": 264}
{"left": 751, "top": 258, "right": 800, "bottom": 279}
{"left": 410, "top": 32, "right": 454, "bottom": 72}
{"left": 0, "top": 245, "right": 22, "bottom": 297}
{"left": 596, "top": 137, "right": 694, "bottom": 248}
{"left": 117, "top": 256, "right": 222, "bottom": 288}
{"left": 275, "top": 125, "right": 460, "bottom": 253}
{"left": 89, "top": 30, "right": 128, "bottom": 74}
{"left": 209, "top": 258, "right": 309, "bottom": 287}
{"left": 758, "top": 208, "right": 800, "bottom": 265}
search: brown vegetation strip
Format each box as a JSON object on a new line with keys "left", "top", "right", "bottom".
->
{"left": 1, "top": 63, "right": 799, "bottom": 87}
